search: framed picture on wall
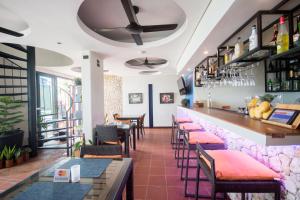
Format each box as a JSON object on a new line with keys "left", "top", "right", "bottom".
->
{"left": 160, "top": 93, "right": 174, "bottom": 104}
{"left": 129, "top": 93, "right": 143, "bottom": 104}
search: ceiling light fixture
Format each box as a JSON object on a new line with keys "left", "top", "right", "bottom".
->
{"left": 57, "top": 42, "right": 62, "bottom": 45}
{"left": 203, "top": 50, "right": 208, "bottom": 55}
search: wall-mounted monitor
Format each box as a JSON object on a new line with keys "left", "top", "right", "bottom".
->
{"left": 177, "top": 77, "right": 187, "bottom": 95}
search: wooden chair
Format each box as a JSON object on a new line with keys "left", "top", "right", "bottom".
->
{"left": 113, "top": 113, "right": 131, "bottom": 125}
{"left": 138, "top": 113, "right": 146, "bottom": 138}
{"left": 80, "top": 125, "right": 123, "bottom": 158}
{"left": 195, "top": 144, "right": 281, "bottom": 200}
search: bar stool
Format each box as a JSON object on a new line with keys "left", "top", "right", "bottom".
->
{"left": 175, "top": 123, "right": 204, "bottom": 167}
{"left": 195, "top": 144, "right": 281, "bottom": 200}
{"left": 171, "top": 115, "right": 193, "bottom": 148}
{"left": 181, "top": 131, "right": 225, "bottom": 197}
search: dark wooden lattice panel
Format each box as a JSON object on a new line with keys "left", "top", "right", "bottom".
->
{"left": 0, "top": 43, "right": 28, "bottom": 102}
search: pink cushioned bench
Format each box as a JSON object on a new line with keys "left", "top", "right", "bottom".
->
{"left": 195, "top": 144, "right": 281, "bottom": 200}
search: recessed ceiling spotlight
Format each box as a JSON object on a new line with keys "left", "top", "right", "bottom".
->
{"left": 140, "top": 50, "right": 146, "bottom": 54}
{"left": 103, "top": 69, "right": 109, "bottom": 73}
{"left": 187, "top": 68, "right": 191, "bottom": 72}
{"left": 57, "top": 42, "right": 62, "bottom": 45}
{"left": 203, "top": 50, "right": 208, "bottom": 55}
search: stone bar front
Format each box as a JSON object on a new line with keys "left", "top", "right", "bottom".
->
{"left": 177, "top": 106, "right": 300, "bottom": 200}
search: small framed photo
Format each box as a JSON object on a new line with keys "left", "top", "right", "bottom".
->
{"left": 160, "top": 93, "right": 174, "bottom": 104}
{"left": 129, "top": 93, "right": 143, "bottom": 104}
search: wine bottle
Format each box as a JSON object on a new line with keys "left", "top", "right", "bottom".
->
{"left": 249, "top": 25, "right": 258, "bottom": 51}
{"left": 234, "top": 37, "right": 244, "bottom": 58}
{"left": 224, "top": 46, "right": 230, "bottom": 64}
{"left": 269, "top": 24, "right": 278, "bottom": 46}
{"left": 293, "top": 15, "right": 300, "bottom": 47}
{"left": 277, "top": 16, "right": 289, "bottom": 54}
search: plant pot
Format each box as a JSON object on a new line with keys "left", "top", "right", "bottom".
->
{"left": 5, "top": 160, "right": 14, "bottom": 168}
{"left": 0, "top": 129, "right": 24, "bottom": 152}
{"left": 74, "top": 150, "right": 81, "bottom": 157}
{"left": 23, "top": 152, "right": 30, "bottom": 161}
{"left": 16, "top": 156, "right": 23, "bottom": 165}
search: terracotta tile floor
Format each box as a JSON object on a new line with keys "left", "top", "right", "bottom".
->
{"left": 130, "top": 128, "right": 211, "bottom": 200}
{"left": 0, "top": 128, "right": 212, "bottom": 199}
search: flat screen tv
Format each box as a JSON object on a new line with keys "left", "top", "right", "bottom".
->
{"left": 177, "top": 77, "right": 187, "bottom": 95}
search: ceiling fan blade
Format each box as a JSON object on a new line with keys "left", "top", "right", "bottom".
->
{"left": 131, "top": 34, "right": 143, "bottom": 45}
{"left": 146, "top": 60, "right": 167, "bottom": 65}
{"left": 145, "top": 65, "right": 157, "bottom": 69}
{"left": 126, "top": 59, "right": 144, "bottom": 66}
{"left": 94, "top": 27, "right": 127, "bottom": 32}
{"left": 121, "top": 0, "right": 139, "bottom": 24}
{"left": 142, "top": 24, "right": 178, "bottom": 32}
{"left": 0, "top": 27, "right": 24, "bottom": 37}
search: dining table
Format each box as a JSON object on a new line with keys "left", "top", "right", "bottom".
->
{"left": 116, "top": 115, "right": 141, "bottom": 139}
{"left": 0, "top": 157, "right": 134, "bottom": 200}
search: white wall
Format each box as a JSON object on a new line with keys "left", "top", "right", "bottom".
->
{"left": 122, "top": 75, "right": 179, "bottom": 127}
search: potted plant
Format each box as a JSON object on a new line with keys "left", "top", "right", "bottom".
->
{"left": 0, "top": 149, "right": 4, "bottom": 169}
{"left": 74, "top": 78, "right": 82, "bottom": 86}
{"left": 0, "top": 97, "right": 24, "bottom": 151}
{"left": 22, "top": 147, "right": 32, "bottom": 161}
{"left": 73, "top": 141, "right": 82, "bottom": 157}
{"left": 15, "top": 148, "right": 23, "bottom": 165}
{"left": 3, "top": 145, "right": 16, "bottom": 168}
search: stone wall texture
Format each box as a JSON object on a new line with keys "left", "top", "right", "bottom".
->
{"left": 104, "top": 75, "right": 122, "bottom": 123}
{"left": 178, "top": 108, "right": 300, "bottom": 200}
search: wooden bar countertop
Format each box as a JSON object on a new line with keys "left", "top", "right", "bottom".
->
{"left": 179, "top": 106, "right": 300, "bottom": 146}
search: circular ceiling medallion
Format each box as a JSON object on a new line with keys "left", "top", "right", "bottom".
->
{"left": 139, "top": 71, "right": 161, "bottom": 75}
{"left": 77, "top": 0, "right": 186, "bottom": 45}
{"left": 125, "top": 57, "right": 167, "bottom": 70}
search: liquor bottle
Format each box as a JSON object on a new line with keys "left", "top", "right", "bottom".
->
{"left": 269, "top": 24, "right": 278, "bottom": 46}
{"left": 249, "top": 25, "right": 258, "bottom": 51}
{"left": 277, "top": 16, "right": 289, "bottom": 54}
{"left": 293, "top": 16, "right": 300, "bottom": 47}
{"left": 224, "top": 46, "right": 230, "bottom": 64}
{"left": 234, "top": 37, "right": 244, "bottom": 58}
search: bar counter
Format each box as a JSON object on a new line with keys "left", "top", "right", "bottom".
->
{"left": 178, "top": 106, "right": 300, "bottom": 146}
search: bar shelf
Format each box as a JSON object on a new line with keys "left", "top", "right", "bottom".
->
{"left": 270, "top": 46, "right": 300, "bottom": 60}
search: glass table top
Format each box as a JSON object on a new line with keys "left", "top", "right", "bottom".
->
{"left": 1, "top": 158, "right": 133, "bottom": 200}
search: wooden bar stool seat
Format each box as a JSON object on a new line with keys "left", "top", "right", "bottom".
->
{"left": 171, "top": 115, "right": 193, "bottom": 147}
{"left": 175, "top": 124, "right": 204, "bottom": 165}
{"left": 195, "top": 144, "right": 281, "bottom": 200}
{"left": 182, "top": 131, "right": 225, "bottom": 197}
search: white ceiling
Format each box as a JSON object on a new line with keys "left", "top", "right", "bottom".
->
{"left": 78, "top": 0, "right": 185, "bottom": 43}
{"left": 0, "top": 0, "right": 286, "bottom": 78}
{"left": 0, "top": 0, "right": 211, "bottom": 77}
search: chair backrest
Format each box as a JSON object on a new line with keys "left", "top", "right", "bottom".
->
{"left": 196, "top": 143, "right": 216, "bottom": 184}
{"left": 140, "top": 113, "right": 146, "bottom": 124}
{"left": 94, "top": 125, "right": 119, "bottom": 145}
{"left": 113, "top": 113, "right": 119, "bottom": 120}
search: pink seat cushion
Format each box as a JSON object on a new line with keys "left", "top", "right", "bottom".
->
{"left": 189, "top": 132, "right": 224, "bottom": 144}
{"left": 179, "top": 123, "right": 203, "bottom": 131}
{"left": 176, "top": 117, "right": 193, "bottom": 123}
{"left": 205, "top": 150, "right": 280, "bottom": 181}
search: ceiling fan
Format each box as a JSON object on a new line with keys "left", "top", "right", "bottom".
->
{"left": 95, "top": 0, "right": 178, "bottom": 45}
{"left": 0, "top": 27, "right": 23, "bottom": 37}
{"left": 126, "top": 57, "right": 167, "bottom": 69}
